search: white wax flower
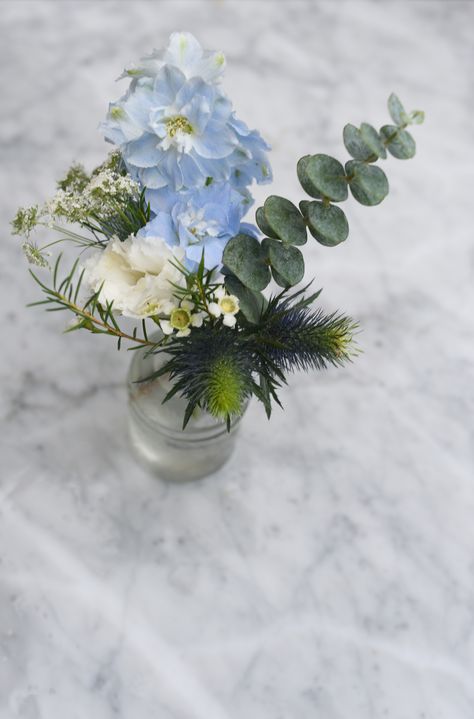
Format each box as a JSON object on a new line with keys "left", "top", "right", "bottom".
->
{"left": 208, "top": 285, "right": 240, "bottom": 327}
{"left": 83, "top": 235, "right": 185, "bottom": 318}
{"left": 160, "top": 302, "right": 205, "bottom": 337}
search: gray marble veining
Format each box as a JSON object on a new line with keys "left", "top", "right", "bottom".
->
{"left": 1, "top": 1, "right": 473, "bottom": 717}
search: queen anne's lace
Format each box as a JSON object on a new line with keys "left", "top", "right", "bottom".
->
{"left": 47, "top": 170, "right": 140, "bottom": 224}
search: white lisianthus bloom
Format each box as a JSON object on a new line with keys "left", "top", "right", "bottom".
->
{"left": 82, "top": 235, "right": 185, "bottom": 318}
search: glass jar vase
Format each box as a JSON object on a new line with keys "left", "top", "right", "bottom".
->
{"left": 127, "top": 337, "right": 247, "bottom": 482}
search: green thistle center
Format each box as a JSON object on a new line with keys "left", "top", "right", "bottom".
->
{"left": 166, "top": 115, "right": 193, "bottom": 138}
{"left": 207, "top": 357, "right": 246, "bottom": 418}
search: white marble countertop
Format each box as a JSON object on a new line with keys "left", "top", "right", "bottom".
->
{"left": 1, "top": 1, "right": 473, "bottom": 717}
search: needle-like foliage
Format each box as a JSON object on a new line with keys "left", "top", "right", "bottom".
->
{"left": 251, "top": 292, "right": 358, "bottom": 374}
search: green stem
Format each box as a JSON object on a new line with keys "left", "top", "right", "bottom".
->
{"left": 52, "top": 291, "right": 159, "bottom": 348}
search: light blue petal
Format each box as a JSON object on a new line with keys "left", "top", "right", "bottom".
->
{"left": 123, "top": 133, "right": 161, "bottom": 167}
{"left": 152, "top": 65, "right": 186, "bottom": 105}
{"left": 146, "top": 187, "right": 187, "bottom": 213}
{"left": 240, "top": 222, "right": 260, "bottom": 238}
{"left": 165, "top": 32, "right": 203, "bottom": 75}
{"left": 138, "top": 212, "right": 177, "bottom": 246}
{"left": 181, "top": 94, "right": 211, "bottom": 134}
{"left": 179, "top": 153, "right": 206, "bottom": 188}
{"left": 192, "top": 128, "right": 236, "bottom": 159}
{"left": 136, "top": 166, "right": 168, "bottom": 189}
{"left": 121, "top": 88, "right": 155, "bottom": 130}
{"left": 175, "top": 77, "right": 211, "bottom": 111}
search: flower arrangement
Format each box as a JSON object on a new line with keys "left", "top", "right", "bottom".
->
{"left": 13, "top": 32, "right": 424, "bottom": 429}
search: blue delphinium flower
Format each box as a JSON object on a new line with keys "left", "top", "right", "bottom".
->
{"left": 119, "top": 31, "right": 227, "bottom": 85}
{"left": 100, "top": 33, "right": 272, "bottom": 194}
{"left": 138, "top": 182, "right": 256, "bottom": 269}
{"left": 227, "top": 114, "right": 273, "bottom": 188}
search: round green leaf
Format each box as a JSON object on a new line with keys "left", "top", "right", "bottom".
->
{"left": 299, "top": 200, "right": 310, "bottom": 218}
{"left": 263, "top": 195, "right": 307, "bottom": 246}
{"left": 256, "top": 206, "right": 278, "bottom": 239}
{"left": 306, "top": 201, "right": 349, "bottom": 246}
{"left": 380, "top": 125, "right": 416, "bottom": 159}
{"left": 222, "top": 234, "right": 271, "bottom": 291}
{"left": 343, "top": 123, "right": 386, "bottom": 161}
{"left": 388, "top": 93, "right": 408, "bottom": 126}
{"left": 343, "top": 124, "right": 373, "bottom": 161}
{"left": 346, "top": 160, "right": 389, "bottom": 206}
{"left": 297, "top": 156, "right": 322, "bottom": 199}
{"left": 271, "top": 266, "right": 291, "bottom": 288}
{"left": 360, "top": 123, "right": 387, "bottom": 159}
{"left": 297, "top": 154, "right": 348, "bottom": 202}
{"left": 262, "top": 238, "right": 304, "bottom": 287}
{"left": 224, "top": 274, "right": 267, "bottom": 324}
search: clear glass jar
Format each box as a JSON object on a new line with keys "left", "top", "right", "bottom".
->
{"left": 127, "top": 336, "right": 247, "bottom": 482}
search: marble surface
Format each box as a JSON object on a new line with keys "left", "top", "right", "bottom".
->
{"left": 1, "top": 1, "right": 474, "bottom": 717}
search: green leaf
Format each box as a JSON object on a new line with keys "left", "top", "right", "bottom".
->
{"left": 346, "top": 160, "right": 389, "bottom": 206}
{"left": 262, "top": 238, "right": 304, "bottom": 287}
{"left": 256, "top": 206, "right": 279, "bottom": 239}
{"left": 388, "top": 93, "right": 408, "bottom": 126}
{"left": 306, "top": 201, "right": 349, "bottom": 246}
{"left": 359, "top": 123, "right": 387, "bottom": 159}
{"left": 343, "top": 124, "right": 374, "bottom": 162}
{"left": 299, "top": 200, "right": 310, "bottom": 218}
{"left": 263, "top": 196, "right": 307, "bottom": 246}
{"left": 343, "top": 123, "right": 386, "bottom": 161}
{"left": 297, "top": 154, "right": 348, "bottom": 202}
{"left": 409, "top": 109, "right": 425, "bottom": 125}
{"left": 224, "top": 274, "right": 267, "bottom": 324}
{"left": 297, "top": 156, "right": 322, "bottom": 199}
{"left": 222, "top": 233, "right": 271, "bottom": 291}
{"left": 380, "top": 125, "right": 416, "bottom": 159}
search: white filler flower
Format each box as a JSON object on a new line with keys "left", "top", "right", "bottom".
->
{"left": 208, "top": 286, "right": 240, "bottom": 327}
{"left": 160, "top": 300, "right": 205, "bottom": 337}
{"left": 83, "top": 235, "right": 185, "bottom": 318}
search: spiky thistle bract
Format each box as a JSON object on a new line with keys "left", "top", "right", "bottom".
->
{"left": 251, "top": 291, "right": 359, "bottom": 374}
{"left": 154, "top": 326, "right": 255, "bottom": 428}
{"left": 145, "top": 286, "right": 358, "bottom": 428}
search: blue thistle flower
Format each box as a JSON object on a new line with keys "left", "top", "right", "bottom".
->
{"left": 156, "top": 327, "right": 255, "bottom": 426}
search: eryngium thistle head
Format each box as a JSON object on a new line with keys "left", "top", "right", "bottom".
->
{"left": 160, "top": 327, "right": 253, "bottom": 425}
{"left": 254, "top": 297, "right": 358, "bottom": 374}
